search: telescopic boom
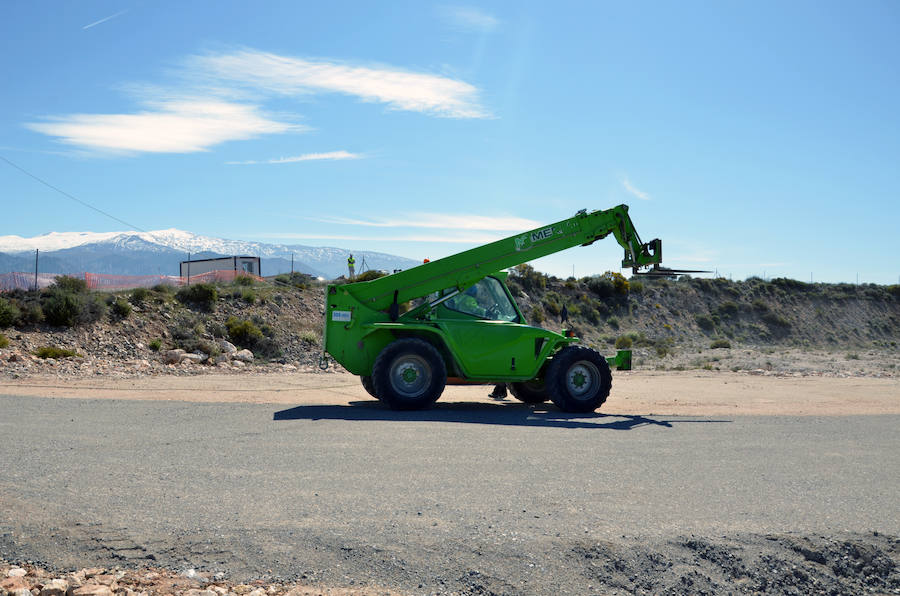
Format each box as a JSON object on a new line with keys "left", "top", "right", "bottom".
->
{"left": 344, "top": 204, "right": 661, "bottom": 312}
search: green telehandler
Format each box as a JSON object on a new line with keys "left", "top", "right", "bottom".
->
{"left": 322, "top": 204, "right": 663, "bottom": 412}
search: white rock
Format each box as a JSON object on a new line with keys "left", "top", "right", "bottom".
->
{"left": 182, "top": 353, "right": 205, "bottom": 365}
{"left": 40, "top": 579, "right": 69, "bottom": 596}
{"left": 231, "top": 360, "right": 246, "bottom": 368}
{"left": 232, "top": 349, "right": 254, "bottom": 363}
{"left": 7, "top": 569, "right": 26, "bottom": 578}
{"left": 219, "top": 340, "right": 238, "bottom": 354}
{"left": 164, "top": 349, "right": 186, "bottom": 364}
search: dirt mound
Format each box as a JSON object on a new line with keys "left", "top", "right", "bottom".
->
{"left": 1, "top": 273, "right": 898, "bottom": 380}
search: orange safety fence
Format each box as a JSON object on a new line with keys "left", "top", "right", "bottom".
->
{"left": 1, "top": 270, "right": 264, "bottom": 292}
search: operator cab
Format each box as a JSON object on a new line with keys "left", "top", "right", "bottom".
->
{"left": 441, "top": 276, "right": 521, "bottom": 322}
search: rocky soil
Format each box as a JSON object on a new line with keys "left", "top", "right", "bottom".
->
{"left": 1, "top": 276, "right": 898, "bottom": 381}
{"left": 0, "top": 561, "right": 399, "bottom": 596}
{"left": 0, "top": 282, "right": 327, "bottom": 379}
{"left": 3, "top": 533, "right": 899, "bottom": 596}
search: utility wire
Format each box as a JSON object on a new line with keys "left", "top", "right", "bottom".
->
{"left": 0, "top": 154, "right": 149, "bottom": 233}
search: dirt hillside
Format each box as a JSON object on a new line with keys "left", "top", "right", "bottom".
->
{"left": 0, "top": 271, "right": 897, "bottom": 378}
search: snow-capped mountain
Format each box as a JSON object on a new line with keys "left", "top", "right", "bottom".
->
{"left": 0, "top": 229, "right": 419, "bottom": 279}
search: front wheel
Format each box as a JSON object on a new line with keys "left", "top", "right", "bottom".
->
{"left": 372, "top": 338, "right": 447, "bottom": 410}
{"left": 360, "top": 375, "right": 380, "bottom": 400}
{"left": 545, "top": 346, "right": 612, "bottom": 413}
{"left": 508, "top": 380, "right": 549, "bottom": 404}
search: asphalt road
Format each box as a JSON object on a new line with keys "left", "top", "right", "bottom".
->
{"left": 1, "top": 394, "right": 898, "bottom": 594}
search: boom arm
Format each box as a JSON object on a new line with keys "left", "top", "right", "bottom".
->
{"left": 343, "top": 204, "right": 661, "bottom": 312}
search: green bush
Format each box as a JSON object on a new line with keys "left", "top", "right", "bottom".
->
{"left": 0, "top": 298, "right": 21, "bottom": 328}
{"left": 541, "top": 297, "right": 561, "bottom": 316}
{"left": 34, "top": 346, "right": 80, "bottom": 359}
{"left": 606, "top": 316, "right": 620, "bottom": 330}
{"left": 512, "top": 264, "right": 547, "bottom": 292}
{"left": 615, "top": 335, "right": 633, "bottom": 349}
{"left": 762, "top": 311, "right": 791, "bottom": 329}
{"left": 354, "top": 269, "right": 387, "bottom": 282}
{"left": 604, "top": 271, "right": 629, "bottom": 295}
{"left": 241, "top": 289, "right": 257, "bottom": 304}
{"left": 710, "top": 339, "right": 732, "bottom": 349}
{"left": 717, "top": 301, "right": 739, "bottom": 317}
{"left": 226, "top": 316, "right": 263, "bottom": 347}
{"left": 771, "top": 277, "right": 810, "bottom": 292}
{"left": 531, "top": 306, "right": 544, "bottom": 324}
{"left": 14, "top": 301, "right": 43, "bottom": 325}
{"left": 148, "top": 338, "right": 162, "bottom": 352}
{"left": 588, "top": 276, "right": 615, "bottom": 298}
{"left": 752, "top": 299, "right": 770, "bottom": 312}
{"left": 51, "top": 275, "right": 87, "bottom": 294}
{"left": 252, "top": 336, "right": 281, "bottom": 359}
{"left": 0, "top": 333, "right": 8, "bottom": 348}
{"left": 275, "top": 272, "right": 314, "bottom": 288}
{"left": 695, "top": 314, "right": 716, "bottom": 332}
{"left": 629, "top": 280, "right": 644, "bottom": 293}
{"left": 42, "top": 290, "right": 84, "bottom": 327}
{"left": 130, "top": 287, "right": 151, "bottom": 304}
{"left": 152, "top": 283, "right": 175, "bottom": 295}
{"left": 299, "top": 330, "right": 320, "bottom": 344}
{"left": 233, "top": 275, "right": 255, "bottom": 287}
{"left": 176, "top": 283, "right": 218, "bottom": 310}
{"left": 112, "top": 298, "right": 132, "bottom": 317}
{"left": 81, "top": 294, "right": 108, "bottom": 324}
{"left": 170, "top": 319, "right": 203, "bottom": 352}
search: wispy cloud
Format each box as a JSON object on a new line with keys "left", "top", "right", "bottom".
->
{"left": 83, "top": 9, "right": 128, "bottom": 30}
{"left": 26, "top": 100, "right": 301, "bottom": 154}
{"left": 189, "top": 49, "right": 491, "bottom": 118}
{"left": 314, "top": 213, "right": 541, "bottom": 231}
{"left": 26, "top": 47, "right": 489, "bottom": 156}
{"left": 622, "top": 177, "right": 651, "bottom": 201}
{"left": 227, "top": 150, "right": 362, "bottom": 165}
{"left": 439, "top": 6, "right": 500, "bottom": 32}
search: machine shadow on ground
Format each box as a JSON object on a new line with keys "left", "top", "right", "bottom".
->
{"left": 273, "top": 401, "right": 731, "bottom": 430}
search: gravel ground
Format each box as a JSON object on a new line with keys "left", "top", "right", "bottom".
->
{"left": 2, "top": 380, "right": 899, "bottom": 595}
{"left": 3, "top": 533, "right": 899, "bottom": 595}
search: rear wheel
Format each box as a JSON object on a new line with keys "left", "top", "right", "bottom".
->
{"left": 360, "top": 375, "right": 379, "bottom": 400}
{"left": 372, "top": 338, "right": 447, "bottom": 410}
{"left": 545, "top": 346, "right": 611, "bottom": 413}
{"left": 508, "top": 379, "right": 549, "bottom": 404}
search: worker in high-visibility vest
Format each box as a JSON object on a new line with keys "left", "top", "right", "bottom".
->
{"left": 347, "top": 254, "right": 356, "bottom": 280}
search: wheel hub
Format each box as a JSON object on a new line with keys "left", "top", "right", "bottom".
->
{"left": 391, "top": 355, "right": 431, "bottom": 397}
{"left": 567, "top": 361, "right": 599, "bottom": 398}
{"left": 401, "top": 366, "right": 418, "bottom": 384}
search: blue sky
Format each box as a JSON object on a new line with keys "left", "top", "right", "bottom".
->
{"left": 1, "top": 1, "right": 898, "bottom": 283}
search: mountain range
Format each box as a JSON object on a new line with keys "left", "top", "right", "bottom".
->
{"left": 0, "top": 229, "right": 420, "bottom": 279}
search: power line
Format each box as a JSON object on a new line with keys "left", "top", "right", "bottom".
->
{"left": 0, "top": 154, "right": 149, "bottom": 233}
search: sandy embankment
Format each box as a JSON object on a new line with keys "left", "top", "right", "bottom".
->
{"left": 2, "top": 370, "right": 897, "bottom": 416}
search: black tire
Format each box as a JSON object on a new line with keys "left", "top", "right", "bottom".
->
{"left": 545, "top": 346, "right": 612, "bottom": 413}
{"left": 508, "top": 379, "right": 549, "bottom": 404}
{"left": 360, "top": 375, "right": 380, "bottom": 400}
{"left": 372, "top": 338, "right": 447, "bottom": 410}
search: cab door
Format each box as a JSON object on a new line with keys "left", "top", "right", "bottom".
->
{"left": 434, "top": 277, "right": 544, "bottom": 379}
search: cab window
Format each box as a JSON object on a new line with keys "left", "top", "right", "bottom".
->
{"left": 445, "top": 277, "right": 519, "bottom": 321}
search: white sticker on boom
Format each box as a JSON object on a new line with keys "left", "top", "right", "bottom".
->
{"left": 331, "top": 310, "right": 352, "bottom": 322}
